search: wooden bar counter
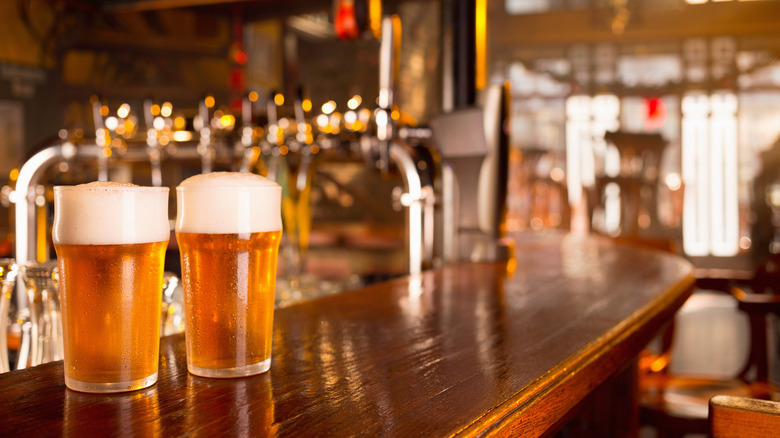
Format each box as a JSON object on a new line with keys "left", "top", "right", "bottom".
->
{"left": 0, "top": 233, "right": 695, "bottom": 437}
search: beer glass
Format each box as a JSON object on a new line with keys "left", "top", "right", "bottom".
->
{"left": 176, "top": 172, "right": 281, "bottom": 378}
{"left": 20, "top": 261, "right": 62, "bottom": 366}
{"left": 53, "top": 182, "right": 169, "bottom": 393}
{"left": 0, "top": 258, "right": 18, "bottom": 373}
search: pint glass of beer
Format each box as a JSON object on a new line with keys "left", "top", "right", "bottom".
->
{"left": 176, "top": 172, "right": 281, "bottom": 378}
{"left": 53, "top": 182, "right": 169, "bottom": 393}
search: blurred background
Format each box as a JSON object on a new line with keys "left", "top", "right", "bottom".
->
{"left": 3, "top": 0, "right": 780, "bottom": 291}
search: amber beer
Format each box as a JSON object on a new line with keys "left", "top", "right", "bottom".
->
{"left": 53, "top": 182, "right": 169, "bottom": 393}
{"left": 176, "top": 172, "right": 282, "bottom": 378}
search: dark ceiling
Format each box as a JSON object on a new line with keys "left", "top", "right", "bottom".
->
{"left": 99, "top": 0, "right": 330, "bottom": 21}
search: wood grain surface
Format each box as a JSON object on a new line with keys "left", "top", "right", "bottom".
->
{"left": 0, "top": 233, "right": 695, "bottom": 437}
{"left": 709, "top": 395, "right": 780, "bottom": 438}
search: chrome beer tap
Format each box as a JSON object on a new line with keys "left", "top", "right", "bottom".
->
{"left": 196, "top": 97, "right": 216, "bottom": 174}
{"left": 375, "top": 15, "right": 434, "bottom": 276}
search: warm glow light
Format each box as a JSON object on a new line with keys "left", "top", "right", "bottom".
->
{"left": 173, "top": 116, "right": 186, "bottom": 130}
{"left": 347, "top": 95, "right": 362, "bottom": 110}
{"left": 391, "top": 109, "right": 400, "bottom": 120}
{"left": 316, "top": 114, "right": 329, "bottom": 128}
{"left": 153, "top": 116, "right": 165, "bottom": 131}
{"left": 9, "top": 168, "right": 19, "bottom": 181}
{"left": 650, "top": 356, "right": 670, "bottom": 373}
{"left": 151, "top": 104, "right": 161, "bottom": 116}
{"left": 344, "top": 110, "right": 357, "bottom": 124}
{"left": 100, "top": 105, "right": 109, "bottom": 117}
{"left": 220, "top": 114, "right": 235, "bottom": 128}
{"left": 248, "top": 91, "right": 259, "bottom": 102}
{"left": 369, "top": 0, "right": 382, "bottom": 38}
{"left": 475, "top": 0, "right": 486, "bottom": 90}
{"left": 117, "top": 103, "right": 130, "bottom": 119}
{"left": 279, "top": 145, "right": 289, "bottom": 155}
{"left": 105, "top": 116, "right": 118, "bottom": 131}
{"left": 665, "top": 173, "right": 682, "bottom": 191}
{"left": 274, "top": 93, "right": 285, "bottom": 106}
{"left": 95, "top": 128, "right": 107, "bottom": 146}
{"left": 161, "top": 102, "right": 173, "bottom": 118}
{"left": 375, "top": 109, "right": 388, "bottom": 127}
{"left": 173, "top": 131, "right": 192, "bottom": 142}
{"left": 302, "top": 99, "right": 312, "bottom": 112}
{"left": 322, "top": 101, "right": 336, "bottom": 115}
{"left": 204, "top": 96, "right": 215, "bottom": 108}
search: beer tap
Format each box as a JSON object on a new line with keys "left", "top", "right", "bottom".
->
{"left": 90, "top": 95, "right": 110, "bottom": 182}
{"left": 11, "top": 132, "right": 100, "bottom": 369}
{"left": 196, "top": 96, "right": 216, "bottom": 174}
{"left": 375, "top": 15, "right": 399, "bottom": 174}
{"left": 239, "top": 93, "right": 260, "bottom": 172}
{"left": 143, "top": 99, "right": 164, "bottom": 187}
{"left": 288, "top": 88, "right": 317, "bottom": 284}
{"left": 263, "top": 91, "right": 284, "bottom": 181}
{"left": 292, "top": 87, "right": 316, "bottom": 197}
{"left": 374, "top": 14, "right": 433, "bottom": 276}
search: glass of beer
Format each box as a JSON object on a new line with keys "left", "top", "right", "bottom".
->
{"left": 176, "top": 172, "right": 281, "bottom": 378}
{"left": 0, "top": 258, "right": 18, "bottom": 373}
{"left": 53, "top": 182, "right": 169, "bottom": 393}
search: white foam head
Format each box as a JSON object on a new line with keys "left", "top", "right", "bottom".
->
{"left": 175, "top": 172, "right": 281, "bottom": 234}
{"left": 53, "top": 182, "right": 170, "bottom": 245}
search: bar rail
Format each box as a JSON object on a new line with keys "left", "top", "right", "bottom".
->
{"left": 0, "top": 233, "right": 695, "bottom": 437}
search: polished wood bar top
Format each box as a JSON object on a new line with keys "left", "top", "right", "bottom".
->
{"left": 0, "top": 233, "right": 695, "bottom": 437}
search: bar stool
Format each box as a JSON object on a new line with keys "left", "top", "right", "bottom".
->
{"left": 639, "top": 286, "right": 780, "bottom": 437}
{"left": 518, "top": 147, "right": 569, "bottom": 230}
{"left": 590, "top": 131, "right": 669, "bottom": 236}
{"left": 709, "top": 395, "right": 780, "bottom": 437}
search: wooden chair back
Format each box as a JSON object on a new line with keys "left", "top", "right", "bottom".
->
{"left": 709, "top": 395, "right": 780, "bottom": 437}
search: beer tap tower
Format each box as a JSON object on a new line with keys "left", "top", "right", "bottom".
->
{"left": 373, "top": 15, "right": 434, "bottom": 276}
{"left": 6, "top": 14, "right": 448, "bottom": 371}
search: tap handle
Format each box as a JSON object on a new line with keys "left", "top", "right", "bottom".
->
{"left": 242, "top": 93, "right": 253, "bottom": 128}
{"left": 198, "top": 97, "right": 211, "bottom": 133}
{"left": 90, "top": 94, "right": 105, "bottom": 131}
{"left": 378, "top": 15, "right": 400, "bottom": 111}
{"left": 377, "top": 15, "right": 401, "bottom": 174}
{"left": 143, "top": 98, "right": 155, "bottom": 130}
{"left": 267, "top": 91, "right": 279, "bottom": 127}
{"left": 293, "top": 86, "right": 307, "bottom": 127}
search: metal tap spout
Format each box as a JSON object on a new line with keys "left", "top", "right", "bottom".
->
{"left": 375, "top": 14, "right": 435, "bottom": 276}
{"left": 13, "top": 142, "right": 102, "bottom": 267}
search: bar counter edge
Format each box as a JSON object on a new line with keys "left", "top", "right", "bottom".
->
{"left": 0, "top": 232, "right": 696, "bottom": 437}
